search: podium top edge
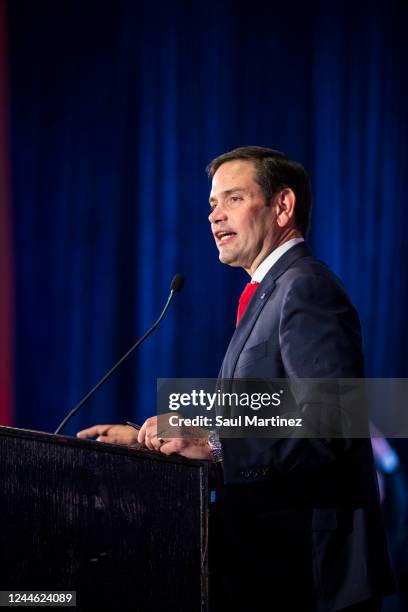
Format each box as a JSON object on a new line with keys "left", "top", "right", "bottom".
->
{"left": 0, "top": 425, "right": 208, "bottom": 469}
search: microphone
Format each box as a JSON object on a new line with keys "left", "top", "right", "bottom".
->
{"left": 54, "top": 274, "right": 185, "bottom": 435}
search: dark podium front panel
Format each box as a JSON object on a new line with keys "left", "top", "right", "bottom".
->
{"left": 0, "top": 426, "right": 209, "bottom": 611}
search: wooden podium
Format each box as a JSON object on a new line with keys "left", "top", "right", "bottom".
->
{"left": 0, "top": 426, "right": 210, "bottom": 611}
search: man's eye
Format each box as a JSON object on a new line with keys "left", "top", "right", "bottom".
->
{"left": 230, "top": 196, "right": 242, "bottom": 203}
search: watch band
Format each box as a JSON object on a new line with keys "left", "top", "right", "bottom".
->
{"left": 207, "top": 430, "right": 223, "bottom": 462}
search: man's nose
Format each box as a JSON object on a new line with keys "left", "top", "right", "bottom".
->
{"left": 208, "top": 204, "right": 228, "bottom": 224}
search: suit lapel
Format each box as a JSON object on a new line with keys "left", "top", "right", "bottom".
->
{"left": 221, "top": 242, "right": 312, "bottom": 379}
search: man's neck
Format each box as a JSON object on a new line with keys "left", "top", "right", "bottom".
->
{"left": 250, "top": 235, "right": 304, "bottom": 283}
{"left": 247, "top": 229, "right": 303, "bottom": 277}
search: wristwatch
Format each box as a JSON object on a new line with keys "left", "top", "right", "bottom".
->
{"left": 207, "top": 430, "right": 223, "bottom": 462}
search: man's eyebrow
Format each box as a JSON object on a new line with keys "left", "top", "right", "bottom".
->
{"left": 209, "top": 187, "right": 246, "bottom": 203}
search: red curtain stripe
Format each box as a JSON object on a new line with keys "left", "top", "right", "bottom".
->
{"left": 0, "top": 0, "right": 14, "bottom": 425}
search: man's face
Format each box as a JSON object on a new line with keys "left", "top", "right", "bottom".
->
{"left": 208, "top": 160, "right": 277, "bottom": 275}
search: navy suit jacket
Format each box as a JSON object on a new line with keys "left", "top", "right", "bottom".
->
{"left": 213, "top": 242, "right": 394, "bottom": 611}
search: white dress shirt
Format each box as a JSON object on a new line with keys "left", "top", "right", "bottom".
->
{"left": 251, "top": 237, "right": 304, "bottom": 283}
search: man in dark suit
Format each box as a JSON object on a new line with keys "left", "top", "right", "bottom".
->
{"left": 78, "top": 147, "right": 394, "bottom": 611}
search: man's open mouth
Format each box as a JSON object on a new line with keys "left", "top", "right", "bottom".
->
{"left": 216, "top": 231, "right": 237, "bottom": 244}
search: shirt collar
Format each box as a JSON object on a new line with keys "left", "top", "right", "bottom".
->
{"left": 251, "top": 237, "right": 305, "bottom": 283}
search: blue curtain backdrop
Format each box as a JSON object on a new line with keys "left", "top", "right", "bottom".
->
{"left": 7, "top": 0, "right": 408, "bottom": 436}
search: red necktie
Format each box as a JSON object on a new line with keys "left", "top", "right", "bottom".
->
{"left": 236, "top": 282, "right": 260, "bottom": 326}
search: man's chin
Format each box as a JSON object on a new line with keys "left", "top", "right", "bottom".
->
{"left": 218, "top": 252, "right": 240, "bottom": 267}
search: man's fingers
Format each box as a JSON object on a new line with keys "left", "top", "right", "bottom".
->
{"left": 149, "top": 433, "right": 167, "bottom": 452}
{"left": 160, "top": 438, "right": 212, "bottom": 460}
{"left": 141, "top": 418, "right": 168, "bottom": 451}
{"left": 159, "top": 442, "right": 172, "bottom": 455}
{"left": 137, "top": 421, "right": 147, "bottom": 444}
{"left": 159, "top": 438, "right": 186, "bottom": 455}
{"left": 95, "top": 433, "right": 117, "bottom": 443}
{"left": 137, "top": 417, "right": 158, "bottom": 445}
{"left": 144, "top": 428, "right": 159, "bottom": 450}
{"left": 77, "top": 424, "right": 112, "bottom": 439}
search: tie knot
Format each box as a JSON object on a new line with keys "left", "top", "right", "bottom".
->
{"left": 236, "top": 282, "right": 260, "bottom": 326}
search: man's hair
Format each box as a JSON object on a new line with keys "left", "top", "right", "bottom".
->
{"left": 206, "top": 146, "right": 312, "bottom": 236}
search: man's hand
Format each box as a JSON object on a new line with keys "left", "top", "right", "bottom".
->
{"left": 138, "top": 416, "right": 213, "bottom": 460}
{"left": 77, "top": 417, "right": 214, "bottom": 461}
{"left": 77, "top": 424, "right": 139, "bottom": 446}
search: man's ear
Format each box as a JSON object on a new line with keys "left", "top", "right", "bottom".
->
{"left": 274, "top": 188, "right": 296, "bottom": 228}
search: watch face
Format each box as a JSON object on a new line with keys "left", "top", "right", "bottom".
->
{"left": 207, "top": 433, "right": 222, "bottom": 462}
{"left": 208, "top": 432, "right": 216, "bottom": 447}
